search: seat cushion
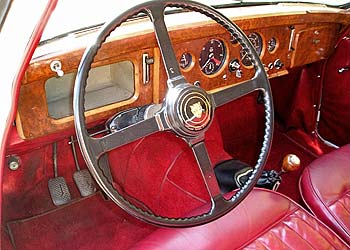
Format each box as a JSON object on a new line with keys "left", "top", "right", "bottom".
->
{"left": 129, "top": 189, "right": 349, "bottom": 250}
{"left": 300, "top": 144, "right": 350, "bottom": 244}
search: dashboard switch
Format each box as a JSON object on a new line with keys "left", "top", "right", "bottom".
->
{"left": 273, "top": 59, "right": 284, "bottom": 69}
{"left": 50, "top": 60, "right": 64, "bottom": 77}
{"left": 229, "top": 59, "right": 240, "bottom": 72}
{"left": 142, "top": 53, "right": 153, "bottom": 84}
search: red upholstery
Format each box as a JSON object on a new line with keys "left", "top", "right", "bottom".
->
{"left": 129, "top": 189, "right": 349, "bottom": 250}
{"left": 107, "top": 118, "right": 232, "bottom": 217}
{"left": 300, "top": 145, "right": 350, "bottom": 244}
{"left": 318, "top": 36, "right": 350, "bottom": 147}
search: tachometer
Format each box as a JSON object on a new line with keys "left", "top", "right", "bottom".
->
{"left": 240, "top": 32, "right": 263, "bottom": 67}
{"left": 199, "top": 39, "right": 226, "bottom": 75}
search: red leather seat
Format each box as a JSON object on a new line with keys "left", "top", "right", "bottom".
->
{"left": 300, "top": 145, "right": 350, "bottom": 244}
{"left": 129, "top": 189, "right": 349, "bottom": 250}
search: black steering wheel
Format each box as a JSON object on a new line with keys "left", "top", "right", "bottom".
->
{"left": 73, "top": 0, "right": 273, "bottom": 227}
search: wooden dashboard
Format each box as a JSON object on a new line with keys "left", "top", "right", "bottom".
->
{"left": 16, "top": 4, "right": 350, "bottom": 139}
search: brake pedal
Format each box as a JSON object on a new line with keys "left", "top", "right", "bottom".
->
{"left": 70, "top": 136, "right": 96, "bottom": 197}
{"left": 48, "top": 143, "right": 71, "bottom": 206}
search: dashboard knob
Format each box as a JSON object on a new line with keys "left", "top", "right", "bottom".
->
{"left": 273, "top": 59, "right": 284, "bottom": 69}
{"left": 229, "top": 59, "right": 240, "bottom": 72}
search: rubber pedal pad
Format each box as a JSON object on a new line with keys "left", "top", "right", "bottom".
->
{"left": 48, "top": 177, "right": 71, "bottom": 206}
{"left": 73, "top": 169, "right": 96, "bottom": 197}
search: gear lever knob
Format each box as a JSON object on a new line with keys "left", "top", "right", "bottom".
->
{"left": 281, "top": 154, "right": 301, "bottom": 173}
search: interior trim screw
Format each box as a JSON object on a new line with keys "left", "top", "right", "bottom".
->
{"left": 8, "top": 156, "right": 20, "bottom": 171}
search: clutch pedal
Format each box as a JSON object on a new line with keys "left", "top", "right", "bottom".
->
{"left": 70, "top": 136, "right": 96, "bottom": 197}
{"left": 48, "top": 143, "right": 71, "bottom": 206}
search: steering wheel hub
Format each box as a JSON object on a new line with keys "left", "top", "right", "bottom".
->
{"left": 165, "top": 84, "right": 213, "bottom": 137}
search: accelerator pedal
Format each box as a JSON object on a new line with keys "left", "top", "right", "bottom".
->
{"left": 70, "top": 136, "right": 96, "bottom": 197}
{"left": 48, "top": 143, "right": 71, "bottom": 206}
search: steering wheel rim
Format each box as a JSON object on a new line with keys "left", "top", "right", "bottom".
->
{"left": 73, "top": 0, "right": 274, "bottom": 227}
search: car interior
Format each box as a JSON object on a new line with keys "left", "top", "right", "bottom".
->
{"left": 1, "top": 0, "right": 350, "bottom": 249}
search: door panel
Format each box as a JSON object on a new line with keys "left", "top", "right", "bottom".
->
{"left": 318, "top": 36, "right": 350, "bottom": 146}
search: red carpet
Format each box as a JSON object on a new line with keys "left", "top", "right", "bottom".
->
{"left": 7, "top": 193, "right": 156, "bottom": 250}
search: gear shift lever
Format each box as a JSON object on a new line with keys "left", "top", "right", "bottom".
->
{"left": 280, "top": 154, "right": 301, "bottom": 174}
{"left": 215, "top": 155, "right": 302, "bottom": 192}
{"left": 256, "top": 154, "right": 301, "bottom": 191}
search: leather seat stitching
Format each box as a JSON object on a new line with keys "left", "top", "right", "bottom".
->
{"left": 254, "top": 235, "right": 276, "bottom": 250}
{"left": 328, "top": 190, "right": 350, "bottom": 207}
{"left": 305, "top": 169, "right": 350, "bottom": 239}
{"left": 257, "top": 230, "right": 293, "bottom": 250}
{"left": 281, "top": 217, "right": 318, "bottom": 250}
{"left": 299, "top": 172, "right": 316, "bottom": 217}
{"left": 240, "top": 207, "right": 299, "bottom": 248}
{"left": 329, "top": 196, "right": 350, "bottom": 236}
{"left": 294, "top": 208, "right": 345, "bottom": 248}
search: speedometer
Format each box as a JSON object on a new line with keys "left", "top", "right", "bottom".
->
{"left": 240, "top": 32, "right": 263, "bottom": 67}
{"left": 199, "top": 39, "right": 226, "bottom": 75}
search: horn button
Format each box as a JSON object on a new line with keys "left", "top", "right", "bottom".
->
{"left": 165, "top": 84, "right": 213, "bottom": 137}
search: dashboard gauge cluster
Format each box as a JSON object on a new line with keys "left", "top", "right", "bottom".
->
{"left": 178, "top": 33, "right": 281, "bottom": 78}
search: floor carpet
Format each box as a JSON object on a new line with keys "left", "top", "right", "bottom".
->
{"left": 7, "top": 193, "right": 156, "bottom": 250}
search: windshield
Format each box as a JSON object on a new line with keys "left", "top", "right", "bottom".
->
{"left": 41, "top": 0, "right": 350, "bottom": 42}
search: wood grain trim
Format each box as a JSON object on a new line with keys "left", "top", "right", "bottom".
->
{"left": 17, "top": 10, "right": 350, "bottom": 140}
{"left": 291, "top": 24, "right": 340, "bottom": 67}
{"left": 26, "top": 11, "right": 350, "bottom": 81}
{"left": 17, "top": 50, "right": 154, "bottom": 139}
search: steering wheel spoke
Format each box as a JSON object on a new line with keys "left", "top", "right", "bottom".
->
{"left": 191, "top": 141, "right": 222, "bottom": 201}
{"left": 91, "top": 113, "right": 167, "bottom": 158}
{"left": 145, "top": 4, "right": 187, "bottom": 88}
{"left": 212, "top": 74, "right": 265, "bottom": 108}
{"left": 191, "top": 141, "right": 235, "bottom": 216}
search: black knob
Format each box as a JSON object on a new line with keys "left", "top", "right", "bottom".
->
{"left": 229, "top": 59, "right": 240, "bottom": 72}
{"left": 274, "top": 59, "right": 284, "bottom": 69}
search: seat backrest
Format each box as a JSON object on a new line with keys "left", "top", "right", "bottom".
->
{"left": 300, "top": 145, "right": 350, "bottom": 244}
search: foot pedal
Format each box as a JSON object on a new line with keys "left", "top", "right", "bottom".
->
{"left": 70, "top": 136, "right": 96, "bottom": 197}
{"left": 48, "top": 142, "right": 71, "bottom": 206}
{"left": 73, "top": 169, "right": 96, "bottom": 197}
{"left": 48, "top": 177, "right": 71, "bottom": 206}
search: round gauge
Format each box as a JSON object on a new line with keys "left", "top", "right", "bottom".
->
{"left": 240, "top": 32, "right": 263, "bottom": 67}
{"left": 267, "top": 37, "right": 277, "bottom": 53}
{"left": 179, "top": 52, "right": 193, "bottom": 70}
{"left": 199, "top": 39, "right": 226, "bottom": 75}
